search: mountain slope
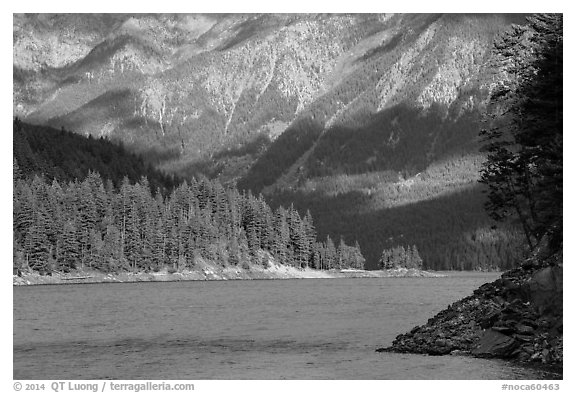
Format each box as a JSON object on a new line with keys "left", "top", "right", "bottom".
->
{"left": 15, "top": 14, "right": 524, "bottom": 179}
{"left": 13, "top": 13, "right": 531, "bottom": 270}
{"left": 267, "top": 154, "right": 525, "bottom": 270}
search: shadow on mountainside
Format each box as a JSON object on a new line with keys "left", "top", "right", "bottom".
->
{"left": 239, "top": 101, "right": 484, "bottom": 194}
{"left": 268, "top": 183, "right": 524, "bottom": 271}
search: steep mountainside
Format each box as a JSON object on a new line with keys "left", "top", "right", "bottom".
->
{"left": 14, "top": 13, "right": 530, "bottom": 269}
{"left": 15, "top": 14, "right": 524, "bottom": 180}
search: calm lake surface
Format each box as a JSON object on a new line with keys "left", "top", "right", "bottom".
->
{"left": 14, "top": 273, "right": 556, "bottom": 379}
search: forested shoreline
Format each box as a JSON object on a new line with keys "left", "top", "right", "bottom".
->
{"left": 14, "top": 169, "right": 370, "bottom": 275}
{"left": 12, "top": 119, "right": 373, "bottom": 276}
{"left": 10, "top": 119, "right": 520, "bottom": 276}
{"left": 13, "top": 120, "right": 458, "bottom": 277}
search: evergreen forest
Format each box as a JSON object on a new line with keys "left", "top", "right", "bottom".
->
{"left": 13, "top": 121, "right": 365, "bottom": 274}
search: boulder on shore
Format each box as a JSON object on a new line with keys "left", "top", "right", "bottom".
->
{"left": 471, "top": 329, "right": 519, "bottom": 358}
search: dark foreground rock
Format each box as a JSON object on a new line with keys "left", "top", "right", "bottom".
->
{"left": 377, "top": 253, "right": 563, "bottom": 368}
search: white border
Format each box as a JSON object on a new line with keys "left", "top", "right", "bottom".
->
{"left": 3, "top": 4, "right": 573, "bottom": 391}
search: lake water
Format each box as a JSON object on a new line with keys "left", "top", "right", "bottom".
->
{"left": 13, "top": 273, "right": 557, "bottom": 379}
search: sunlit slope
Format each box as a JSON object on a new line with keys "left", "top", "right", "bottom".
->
{"left": 15, "top": 14, "right": 524, "bottom": 182}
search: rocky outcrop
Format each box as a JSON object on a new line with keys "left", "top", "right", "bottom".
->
{"left": 378, "top": 254, "right": 563, "bottom": 366}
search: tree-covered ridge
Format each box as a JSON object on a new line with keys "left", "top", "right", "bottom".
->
{"left": 13, "top": 118, "right": 177, "bottom": 193}
{"left": 268, "top": 154, "right": 526, "bottom": 272}
{"left": 13, "top": 172, "right": 365, "bottom": 275}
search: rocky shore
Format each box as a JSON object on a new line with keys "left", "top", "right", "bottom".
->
{"left": 378, "top": 253, "right": 563, "bottom": 369}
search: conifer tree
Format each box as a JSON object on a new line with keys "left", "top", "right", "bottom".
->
{"left": 351, "top": 240, "right": 366, "bottom": 269}
{"left": 24, "top": 211, "right": 51, "bottom": 272}
{"left": 324, "top": 235, "right": 337, "bottom": 270}
{"left": 13, "top": 232, "right": 25, "bottom": 273}
{"left": 125, "top": 202, "right": 142, "bottom": 271}
{"left": 272, "top": 207, "right": 290, "bottom": 264}
{"left": 58, "top": 220, "right": 79, "bottom": 271}
{"left": 481, "top": 14, "right": 562, "bottom": 253}
{"left": 336, "top": 237, "right": 347, "bottom": 269}
{"left": 410, "top": 245, "right": 423, "bottom": 269}
{"left": 228, "top": 236, "right": 241, "bottom": 266}
{"left": 302, "top": 210, "right": 316, "bottom": 266}
{"left": 14, "top": 182, "right": 35, "bottom": 242}
{"left": 151, "top": 217, "right": 166, "bottom": 270}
